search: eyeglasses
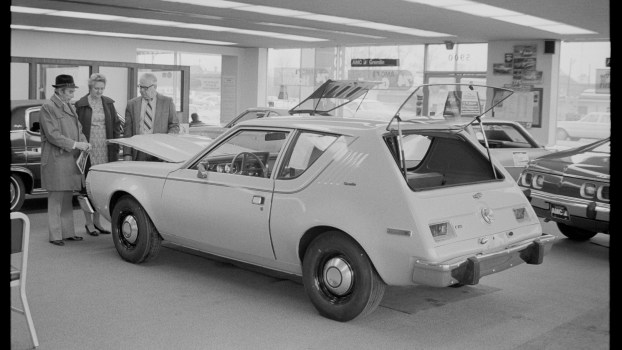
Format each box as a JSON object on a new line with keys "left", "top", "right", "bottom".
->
{"left": 138, "top": 84, "right": 154, "bottom": 90}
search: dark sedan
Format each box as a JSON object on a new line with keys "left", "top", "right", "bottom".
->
{"left": 517, "top": 137, "right": 610, "bottom": 240}
{"left": 11, "top": 100, "right": 47, "bottom": 211}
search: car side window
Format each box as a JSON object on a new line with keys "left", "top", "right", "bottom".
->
{"left": 480, "top": 124, "right": 531, "bottom": 148}
{"left": 278, "top": 131, "right": 338, "bottom": 179}
{"left": 27, "top": 108, "right": 41, "bottom": 133}
{"left": 194, "top": 129, "right": 289, "bottom": 178}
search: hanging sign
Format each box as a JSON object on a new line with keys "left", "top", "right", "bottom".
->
{"left": 351, "top": 59, "right": 399, "bottom": 67}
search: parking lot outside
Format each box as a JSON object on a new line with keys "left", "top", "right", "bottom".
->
{"left": 11, "top": 198, "right": 609, "bottom": 349}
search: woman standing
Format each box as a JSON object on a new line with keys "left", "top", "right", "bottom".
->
{"left": 40, "top": 74, "right": 91, "bottom": 246}
{"left": 75, "top": 73, "right": 122, "bottom": 236}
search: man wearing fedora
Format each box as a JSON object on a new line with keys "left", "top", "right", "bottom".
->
{"left": 123, "top": 72, "right": 179, "bottom": 161}
{"left": 39, "top": 74, "right": 92, "bottom": 246}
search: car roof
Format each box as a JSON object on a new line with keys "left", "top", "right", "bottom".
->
{"left": 11, "top": 99, "right": 46, "bottom": 110}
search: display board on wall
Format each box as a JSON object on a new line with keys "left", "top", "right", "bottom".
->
{"left": 493, "top": 87, "right": 543, "bottom": 128}
{"left": 490, "top": 43, "right": 544, "bottom": 128}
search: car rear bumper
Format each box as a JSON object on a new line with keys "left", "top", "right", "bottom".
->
{"left": 411, "top": 234, "right": 556, "bottom": 287}
{"left": 526, "top": 189, "right": 609, "bottom": 233}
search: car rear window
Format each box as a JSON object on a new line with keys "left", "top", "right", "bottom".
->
{"left": 385, "top": 133, "right": 502, "bottom": 191}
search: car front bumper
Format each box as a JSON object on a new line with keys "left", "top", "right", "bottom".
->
{"left": 411, "top": 233, "right": 556, "bottom": 287}
{"left": 525, "top": 189, "right": 609, "bottom": 233}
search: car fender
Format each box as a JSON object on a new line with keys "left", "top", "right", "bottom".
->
{"left": 10, "top": 165, "right": 35, "bottom": 193}
{"left": 87, "top": 162, "right": 177, "bottom": 223}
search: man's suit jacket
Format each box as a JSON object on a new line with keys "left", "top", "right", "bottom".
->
{"left": 123, "top": 93, "right": 180, "bottom": 159}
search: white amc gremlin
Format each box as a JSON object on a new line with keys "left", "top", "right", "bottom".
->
{"left": 86, "top": 81, "right": 555, "bottom": 322}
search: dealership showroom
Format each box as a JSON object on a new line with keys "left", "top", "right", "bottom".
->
{"left": 10, "top": 0, "right": 610, "bottom": 349}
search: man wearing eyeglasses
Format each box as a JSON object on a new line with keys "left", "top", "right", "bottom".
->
{"left": 123, "top": 72, "right": 180, "bottom": 161}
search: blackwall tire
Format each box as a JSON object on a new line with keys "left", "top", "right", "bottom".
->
{"left": 302, "top": 231, "right": 386, "bottom": 322}
{"left": 10, "top": 174, "right": 26, "bottom": 212}
{"left": 557, "top": 222, "right": 597, "bottom": 241}
{"left": 111, "top": 196, "right": 162, "bottom": 263}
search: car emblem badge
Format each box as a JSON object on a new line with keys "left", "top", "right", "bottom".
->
{"left": 481, "top": 207, "right": 494, "bottom": 224}
{"left": 479, "top": 237, "right": 489, "bottom": 244}
{"left": 473, "top": 192, "right": 483, "bottom": 199}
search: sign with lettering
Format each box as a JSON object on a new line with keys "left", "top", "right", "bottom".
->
{"left": 595, "top": 68, "right": 610, "bottom": 94}
{"left": 351, "top": 59, "right": 399, "bottom": 67}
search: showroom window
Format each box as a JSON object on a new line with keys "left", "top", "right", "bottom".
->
{"left": 267, "top": 43, "right": 486, "bottom": 121}
{"left": 556, "top": 41, "right": 610, "bottom": 145}
{"left": 138, "top": 49, "right": 222, "bottom": 125}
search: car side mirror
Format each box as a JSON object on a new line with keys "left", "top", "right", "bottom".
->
{"left": 197, "top": 160, "right": 209, "bottom": 179}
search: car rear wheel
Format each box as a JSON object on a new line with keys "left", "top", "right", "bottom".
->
{"left": 556, "top": 222, "right": 597, "bottom": 241}
{"left": 556, "top": 129, "right": 569, "bottom": 141}
{"left": 302, "top": 231, "right": 386, "bottom": 322}
{"left": 10, "top": 174, "right": 26, "bottom": 212}
{"left": 111, "top": 195, "right": 162, "bottom": 263}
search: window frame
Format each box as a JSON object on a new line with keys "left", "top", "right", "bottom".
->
{"left": 276, "top": 129, "right": 341, "bottom": 180}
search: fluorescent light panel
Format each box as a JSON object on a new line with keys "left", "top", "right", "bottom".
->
{"left": 402, "top": 0, "right": 596, "bottom": 35}
{"left": 161, "top": 0, "right": 452, "bottom": 37}
{"left": 10, "top": 6, "right": 326, "bottom": 42}
{"left": 258, "top": 22, "right": 385, "bottom": 39}
{"left": 11, "top": 24, "right": 236, "bottom": 45}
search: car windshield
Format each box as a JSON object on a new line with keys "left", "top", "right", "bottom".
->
{"left": 395, "top": 83, "right": 514, "bottom": 124}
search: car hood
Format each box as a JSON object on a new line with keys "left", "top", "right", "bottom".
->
{"left": 527, "top": 143, "right": 610, "bottom": 180}
{"left": 108, "top": 134, "right": 213, "bottom": 163}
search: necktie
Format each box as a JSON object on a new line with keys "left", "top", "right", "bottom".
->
{"left": 144, "top": 100, "right": 153, "bottom": 133}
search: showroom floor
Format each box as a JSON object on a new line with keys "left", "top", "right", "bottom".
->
{"left": 11, "top": 197, "right": 609, "bottom": 350}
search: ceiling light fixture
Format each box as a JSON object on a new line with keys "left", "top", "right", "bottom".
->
{"left": 161, "top": 0, "right": 453, "bottom": 37}
{"left": 10, "top": 24, "right": 237, "bottom": 45}
{"left": 10, "top": 6, "right": 327, "bottom": 42}
{"left": 402, "top": 0, "right": 597, "bottom": 35}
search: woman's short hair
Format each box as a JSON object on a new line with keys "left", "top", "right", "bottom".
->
{"left": 88, "top": 73, "right": 107, "bottom": 88}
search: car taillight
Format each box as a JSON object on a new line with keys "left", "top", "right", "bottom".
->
{"left": 597, "top": 185, "right": 609, "bottom": 201}
{"left": 580, "top": 183, "right": 597, "bottom": 198}
{"left": 532, "top": 174, "right": 544, "bottom": 189}
{"left": 429, "top": 222, "right": 447, "bottom": 238}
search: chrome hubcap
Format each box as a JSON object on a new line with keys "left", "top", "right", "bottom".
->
{"left": 323, "top": 257, "right": 353, "bottom": 296}
{"left": 121, "top": 215, "right": 138, "bottom": 244}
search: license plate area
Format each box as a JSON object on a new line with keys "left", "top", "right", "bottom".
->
{"left": 550, "top": 204, "right": 569, "bottom": 220}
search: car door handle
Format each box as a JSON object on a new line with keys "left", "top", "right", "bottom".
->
{"left": 252, "top": 196, "right": 265, "bottom": 205}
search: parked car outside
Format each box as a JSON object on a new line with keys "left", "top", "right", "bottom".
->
{"left": 10, "top": 99, "right": 124, "bottom": 211}
{"left": 86, "top": 82, "right": 554, "bottom": 321}
{"left": 517, "top": 137, "right": 609, "bottom": 241}
{"left": 556, "top": 112, "right": 610, "bottom": 141}
{"left": 11, "top": 100, "right": 46, "bottom": 211}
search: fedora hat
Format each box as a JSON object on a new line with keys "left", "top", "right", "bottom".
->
{"left": 52, "top": 74, "right": 78, "bottom": 88}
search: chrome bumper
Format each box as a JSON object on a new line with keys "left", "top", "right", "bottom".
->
{"left": 528, "top": 189, "right": 610, "bottom": 221}
{"left": 412, "top": 234, "right": 556, "bottom": 287}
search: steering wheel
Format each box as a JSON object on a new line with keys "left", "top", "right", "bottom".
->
{"left": 230, "top": 152, "right": 267, "bottom": 178}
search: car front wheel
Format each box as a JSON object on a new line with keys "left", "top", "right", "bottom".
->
{"left": 302, "top": 231, "right": 386, "bottom": 322}
{"left": 557, "top": 222, "right": 598, "bottom": 241}
{"left": 111, "top": 195, "right": 162, "bottom": 263}
{"left": 10, "top": 174, "right": 26, "bottom": 211}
